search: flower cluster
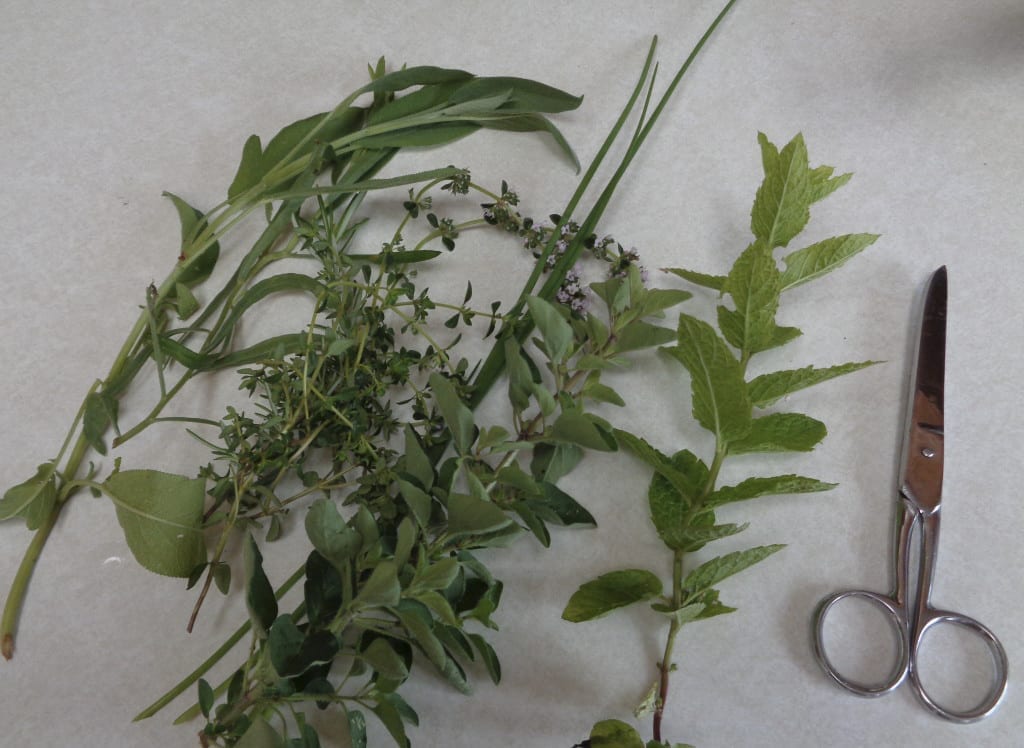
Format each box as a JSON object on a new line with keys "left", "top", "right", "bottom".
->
{"left": 555, "top": 262, "right": 588, "bottom": 315}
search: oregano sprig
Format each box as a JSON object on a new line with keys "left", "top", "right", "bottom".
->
{"left": 563, "top": 132, "right": 879, "bottom": 747}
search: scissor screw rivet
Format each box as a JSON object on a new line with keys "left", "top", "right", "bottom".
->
{"left": 922, "top": 448, "right": 936, "bottom": 458}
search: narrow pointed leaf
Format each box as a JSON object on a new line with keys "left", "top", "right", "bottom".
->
{"left": 228, "top": 133, "right": 264, "bottom": 199}
{"left": 707, "top": 474, "right": 836, "bottom": 508}
{"left": 429, "top": 372, "right": 475, "bottom": 454}
{"left": 748, "top": 361, "right": 879, "bottom": 408}
{"left": 663, "top": 267, "right": 726, "bottom": 292}
{"left": 780, "top": 233, "right": 880, "bottom": 291}
{"left": 682, "top": 544, "right": 785, "bottom": 594}
{"left": 243, "top": 533, "right": 277, "bottom": 637}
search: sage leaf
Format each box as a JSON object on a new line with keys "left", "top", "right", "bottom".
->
{"left": 362, "top": 637, "right": 409, "bottom": 682}
{"left": 613, "top": 320, "right": 676, "bottom": 353}
{"left": 589, "top": 719, "right": 645, "bottom": 748}
{"left": 538, "top": 481, "right": 596, "bottom": 526}
{"left": 663, "top": 314, "right": 751, "bottom": 445}
{"left": 562, "top": 569, "right": 663, "bottom": 622}
{"left": 428, "top": 372, "right": 475, "bottom": 454}
{"left": 402, "top": 425, "right": 434, "bottom": 490}
{"left": 468, "top": 632, "right": 502, "bottom": 684}
{"left": 707, "top": 474, "right": 836, "bottom": 508}
{"left": 550, "top": 410, "right": 617, "bottom": 451}
{"left": 243, "top": 533, "right": 277, "bottom": 637}
{"left": 748, "top": 361, "right": 879, "bottom": 408}
{"left": 449, "top": 75, "right": 583, "bottom": 113}
{"left": 104, "top": 469, "right": 206, "bottom": 577}
{"left": 682, "top": 545, "right": 785, "bottom": 594}
{"left": 396, "top": 480, "right": 433, "bottom": 529}
{"left": 727, "top": 412, "right": 827, "bottom": 454}
{"left": 780, "top": 233, "right": 881, "bottom": 291}
{"left": 0, "top": 463, "right": 57, "bottom": 530}
{"left": 82, "top": 391, "right": 119, "bottom": 456}
{"left": 751, "top": 132, "right": 812, "bottom": 248}
{"left": 304, "top": 499, "right": 361, "bottom": 575}
{"left": 526, "top": 295, "right": 573, "bottom": 363}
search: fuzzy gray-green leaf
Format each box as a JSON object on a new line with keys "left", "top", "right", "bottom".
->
{"left": 0, "top": 463, "right": 57, "bottom": 530}
{"left": 780, "top": 233, "right": 880, "bottom": 291}
{"left": 526, "top": 295, "right": 574, "bottom": 363}
{"left": 727, "top": 412, "right": 827, "bottom": 454}
{"left": 748, "top": 361, "right": 879, "bottom": 408}
{"left": 562, "top": 569, "right": 663, "bottom": 622}
{"left": 428, "top": 372, "right": 475, "bottom": 454}
{"left": 447, "top": 492, "right": 512, "bottom": 539}
{"left": 304, "top": 498, "right": 361, "bottom": 575}
{"left": 243, "top": 533, "right": 277, "bottom": 637}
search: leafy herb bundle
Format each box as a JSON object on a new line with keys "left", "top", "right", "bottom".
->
{"left": 0, "top": 3, "right": 750, "bottom": 746}
{"left": 564, "top": 133, "right": 879, "bottom": 748}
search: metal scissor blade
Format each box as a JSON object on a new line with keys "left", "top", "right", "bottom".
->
{"left": 899, "top": 266, "right": 947, "bottom": 512}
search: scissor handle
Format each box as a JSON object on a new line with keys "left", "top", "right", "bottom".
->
{"left": 909, "top": 608, "right": 1009, "bottom": 723}
{"left": 812, "top": 588, "right": 911, "bottom": 697}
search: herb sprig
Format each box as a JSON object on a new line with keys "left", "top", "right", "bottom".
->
{"left": 564, "top": 132, "right": 879, "bottom": 748}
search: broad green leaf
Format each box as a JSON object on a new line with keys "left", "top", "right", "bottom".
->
{"left": 581, "top": 379, "right": 626, "bottom": 407}
{"left": 236, "top": 717, "right": 285, "bottom": 748}
{"left": 682, "top": 545, "right": 785, "bottom": 594}
{"left": 267, "top": 614, "right": 303, "bottom": 676}
{"left": 369, "top": 697, "right": 408, "bottom": 748}
{"left": 197, "top": 678, "right": 214, "bottom": 718}
{"left": 495, "top": 462, "right": 540, "bottom": 495}
{"left": 304, "top": 499, "right": 361, "bottom": 575}
{"left": 719, "top": 239, "right": 782, "bottom": 354}
{"left": 346, "top": 711, "right": 368, "bottom": 748}
{"left": 354, "top": 560, "right": 401, "bottom": 608}
{"left": 550, "top": 410, "right": 617, "bottom": 451}
{"left": 0, "top": 463, "right": 57, "bottom": 530}
{"left": 393, "top": 600, "right": 470, "bottom": 693}
{"left": 707, "top": 474, "right": 836, "bottom": 508}
{"left": 780, "top": 233, "right": 880, "bottom": 291}
{"left": 748, "top": 361, "right": 878, "bottom": 408}
{"left": 727, "top": 412, "right": 827, "bottom": 454}
{"left": 163, "top": 192, "right": 220, "bottom": 286}
{"left": 447, "top": 492, "right": 512, "bottom": 539}
{"left": 402, "top": 425, "right": 434, "bottom": 490}
{"left": 394, "top": 517, "right": 417, "bottom": 570}
{"left": 589, "top": 719, "right": 644, "bottom": 748}
{"left": 105, "top": 469, "right": 206, "bottom": 577}
{"left": 751, "top": 132, "right": 812, "bottom": 248}
{"left": 562, "top": 569, "right": 663, "bottom": 622}
{"left": 613, "top": 320, "right": 676, "bottom": 353}
{"left": 412, "top": 557, "right": 459, "bottom": 591}
{"left": 663, "top": 314, "right": 751, "bottom": 444}
{"left": 243, "top": 532, "right": 277, "bottom": 637}
{"left": 273, "top": 626, "right": 339, "bottom": 678}
{"left": 646, "top": 450, "right": 713, "bottom": 551}
{"left": 82, "top": 392, "right": 119, "bottom": 456}
{"left": 428, "top": 372, "right": 475, "bottom": 454}
{"left": 614, "top": 431, "right": 704, "bottom": 501}
{"left": 538, "top": 482, "right": 596, "bottom": 526}
{"left": 639, "top": 288, "right": 693, "bottom": 317}
{"left": 529, "top": 442, "right": 583, "bottom": 484}
{"left": 504, "top": 338, "right": 533, "bottom": 412}
{"left": 526, "top": 295, "right": 574, "bottom": 362}
{"left": 663, "top": 266, "right": 726, "bottom": 292}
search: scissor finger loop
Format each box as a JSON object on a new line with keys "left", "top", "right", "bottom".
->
{"left": 908, "top": 610, "right": 1009, "bottom": 723}
{"left": 813, "top": 589, "right": 911, "bottom": 697}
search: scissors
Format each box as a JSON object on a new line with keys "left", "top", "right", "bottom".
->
{"left": 812, "top": 266, "right": 1008, "bottom": 723}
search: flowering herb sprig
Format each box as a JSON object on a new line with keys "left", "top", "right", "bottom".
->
{"left": 564, "top": 133, "right": 879, "bottom": 748}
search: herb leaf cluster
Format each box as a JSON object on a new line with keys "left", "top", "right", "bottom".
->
{"left": 564, "top": 132, "right": 879, "bottom": 747}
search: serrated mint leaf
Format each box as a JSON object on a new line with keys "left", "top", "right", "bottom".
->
{"left": 720, "top": 239, "right": 783, "bottom": 355}
{"left": 807, "top": 164, "right": 853, "bottom": 203}
{"left": 646, "top": 449, "right": 712, "bottom": 551}
{"left": 104, "top": 469, "right": 206, "bottom": 577}
{"left": 613, "top": 320, "right": 676, "bottom": 353}
{"left": 727, "top": 412, "right": 827, "bottom": 454}
{"left": 615, "top": 430, "right": 704, "bottom": 501}
{"left": 707, "top": 474, "right": 836, "bottom": 508}
{"left": 0, "top": 463, "right": 57, "bottom": 530}
{"left": 780, "top": 233, "right": 880, "bottom": 291}
{"left": 662, "top": 314, "right": 751, "bottom": 445}
{"left": 562, "top": 569, "right": 663, "bottom": 622}
{"left": 751, "top": 132, "right": 812, "bottom": 248}
{"left": 662, "top": 267, "right": 726, "bottom": 292}
{"left": 682, "top": 544, "right": 785, "bottom": 594}
{"left": 748, "top": 361, "right": 879, "bottom": 408}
